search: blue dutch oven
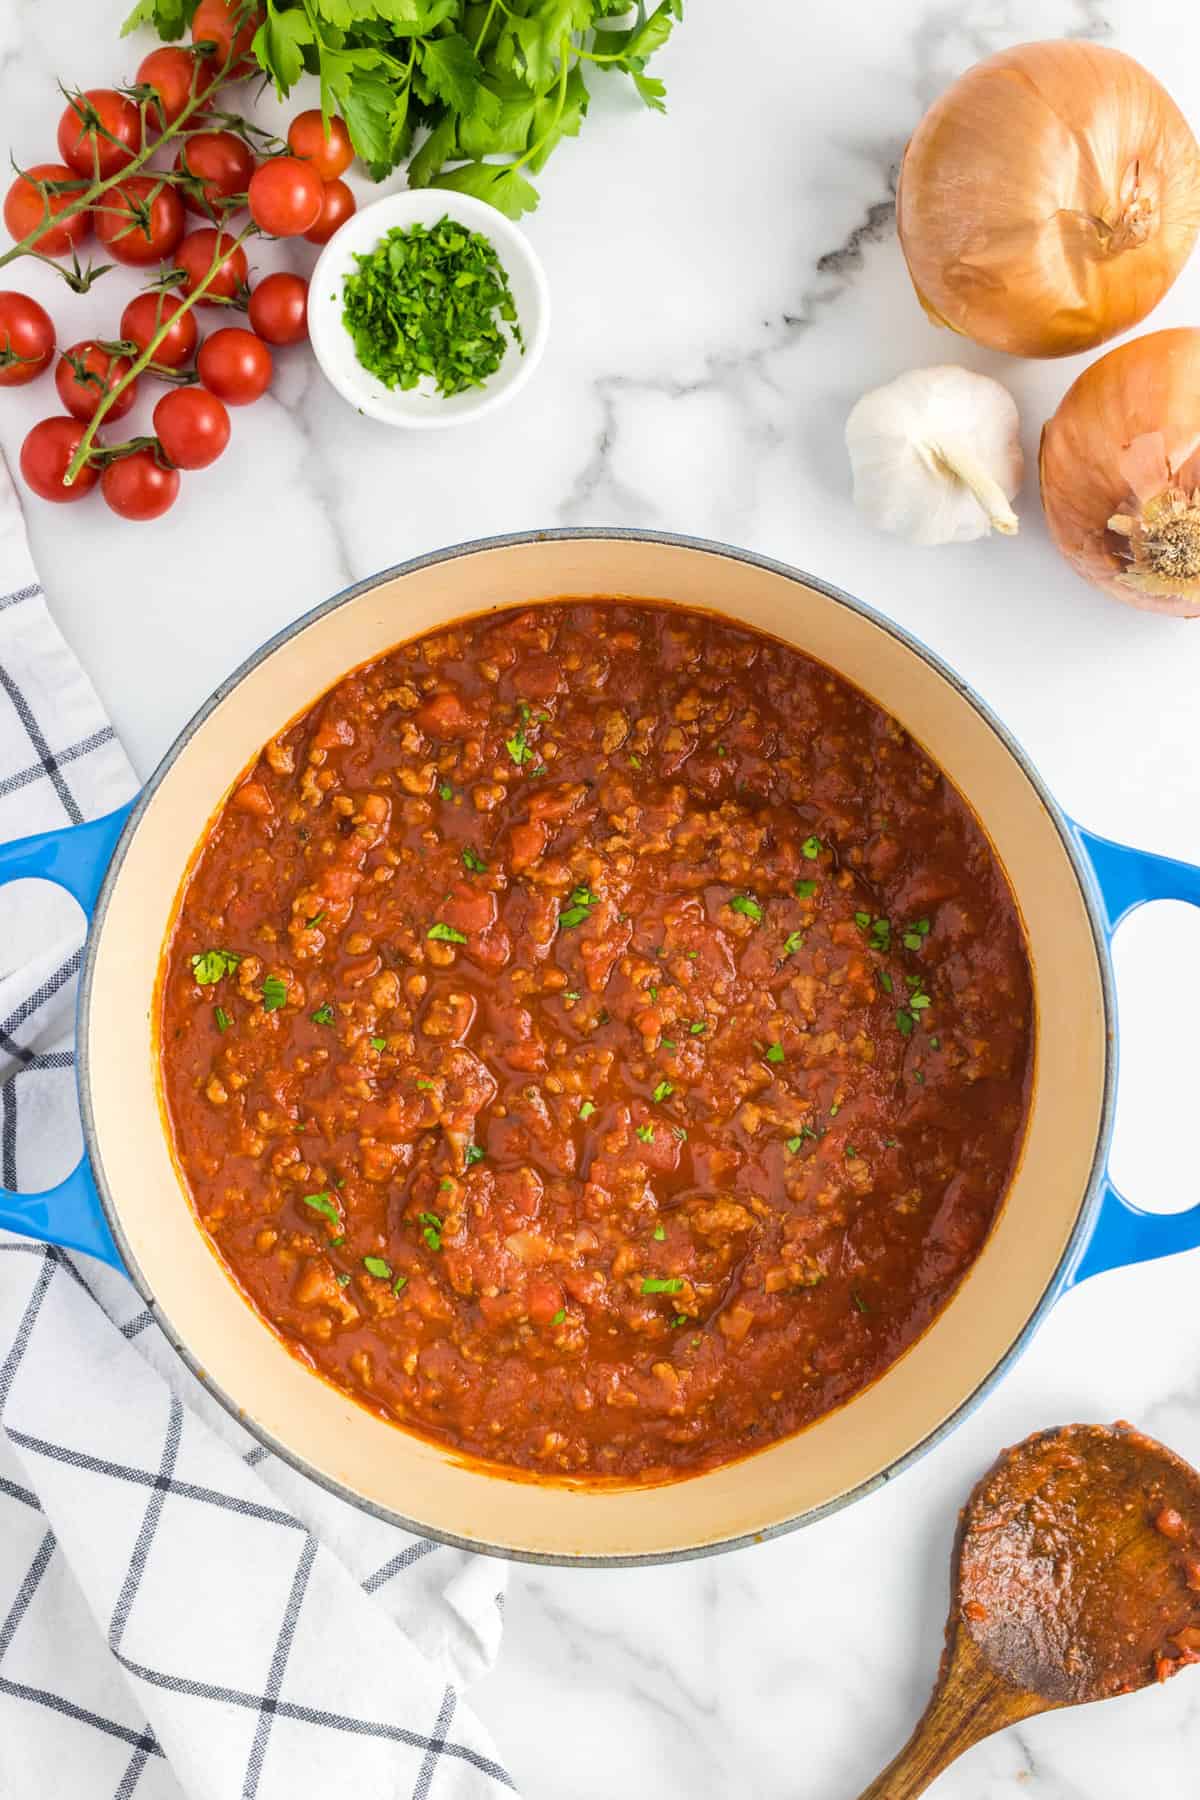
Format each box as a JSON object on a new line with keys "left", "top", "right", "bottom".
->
{"left": 0, "top": 530, "right": 1196, "bottom": 1564}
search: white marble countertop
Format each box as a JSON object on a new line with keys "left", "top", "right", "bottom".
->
{"left": 4, "top": 0, "right": 1200, "bottom": 1793}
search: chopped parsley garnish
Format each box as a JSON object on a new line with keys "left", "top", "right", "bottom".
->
{"left": 729, "top": 894, "right": 762, "bottom": 923}
{"left": 438, "top": 783, "right": 454, "bottom": 802}
{"left": 191, "top": 949, "right": 241, "bottom": 985}
{"left": 306, "top": 910, "right": 326, "bottom": 927}
{"left": 671, "top": 1314, "right": 689, "bottom": 1327}
{"left": 563, "top": 990, "right": 581, "bottom": 1002}
{"left": 629, "top": 753, "right": 642, "bottom": 769}
{"left": 903, "top": 918, "right": 932, "bottom": 951}
{"left": 717, "top": 744, "right": 727, "bottom": 758}
{"left": 672, "top": 1125, "right": 688, "bottom": 1141}
{"left": 648, "top": 985, "right": 658, "bottom": 1001}
{"left": 896, "top": 1010, "right": 915, "bottom": 1037}
{"left": 929, "top": 1036, "right": 940, "bottom": 1050}
{"left": 765, "top": 1043, "right": 785, "bottom": 1064}
{"left": 846, "top": 1145, "right": 858, "bottom": 1159}
{"left": 579, "top": 1100, "right": 596, "bottom": 1121}
{"left": 642, "top": 1277, "right": 683, "bottom": 1295}
{"left": 418, "top": 1212, "right": 443, "bottom": 1251}
{"left": 654, "top": 1224, "right": 666, "bottom": 1241}
{"left": 416, "top": 1078, "right": 435, "bottom": 1091}
{"left": 331, "top": 1235, "right": 345, "bottom": 1247}
{"left": 370, "top": 1037, "right": 387, "bottom": 1051}
{"left": 689, "top": 1019, "right": 706, "bottom": 1034}
{"left": 910, "top": 992, "right": 931, "bottom": 1012}
{"left": 466, "top": 1143, "right": 486, "bottom": 1165}
{"left": 393, "top": 1274, "right": 407, "bottom": 1294}
{"left": 363, "top": 1256, "right": 393, "bottom": 1279}
{"left": 505, "top": 726, "right": 533, "bottom": 766}
{"left": 794, "top": 878, "right": 817, "bottom": 898}
{"left": 652, "top": 1079, "right": 674, "bottom": 1103}
{"left": 311, "top": 1003, "right": 335, "bottom": 1025}
{"left": 800, "top": 836, "right": 822, "bottom": 860}
{"left": 914, "top": 1070, "right": 926, "bottom": 1084}
{"left": 261, "top": 975, "right": 288, "bottom": 1012}
{"left": 785, "top": 1135, "right": 803, "bottom": 1154}
{"left": 552, "top": 1308, "right": 566, "bottom": 1325}
{"left": 214, "top": 1006, "right": 231, "bottom": 1033}
{"left": 302, "top": 1192, "right": 340, "bottom": 1227}
{"left": 783, "top": 931, "right": 804, "bottom": 956}
{"left": 336, "top": 1273, "right": 351, "bottom": 1288}
{"left": 439, "top": 1177, "right": 452, "bottom": 1191}
{"left": 854, "top": 911, "right": 870, "bottom": 930}
{"left": 635, "top": 1124, "right": 654, "bottom": 1144}
{"left": 852, "top": 1290, "right": 869, "bottom": 1313}
{"left": 829, "top": 1103, "right": 840, "bottom": 1117}
{"left": 428, "top": 921, "right": 468, "bottom": 943}
{"left": 461, "top": 846, "right": 488, "bottom": 873}
{"left": 559, "top": 885, "right": 599, "bottom": 929}
{"left": 686, "top": 950, "right": 698, "bottom": 960}
{"left": 879, "top": 972, "right": 893, "bottom": 994}
{"left": 661, "top": 1036, "right": 676, "bottom": 1048}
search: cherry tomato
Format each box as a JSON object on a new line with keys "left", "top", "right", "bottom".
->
{"left": 287, "top": 110, "right": 353, "bottom": 182}
{"left": 96, "top": 176, "right": 185, "bottom": 266}
{"left": 176, "top": 130, "right": 254, "bottom": 219}
{"left": 137, "top": 47, "right": 212, "bottom": 131}
{"left": 101, "top": 449, "right": 180, "bottom": 522}
{"left": 192, "top": 0, "right": 264, "bottom": 80}
{"left": 197, "top": 327, "right": 272, "bottom": 405}
{"left": 3, "top": 164, "right": 90, "bottom": 257}
{"left": 303, "top": 178, "right": 355, "bottom": 246}
{"left": 247, "top": 271, "right": 308, "bottom": 346}
{"left": 120, "top": 291, "right": 199, "bottom": 370}
{"left": 174, "top": 227, "right": 248, "bottom": 303}
{"left": 19, "top": 417, "right": 100, "bottom": 504}
{"left": 247, "top": 157, "right": 323, "bottom": 238}
{"left": 57, "top": 89, "right": 142, "bottom": 180}
{"left": 0, "top": 292, "right": 55, "bottom": 387}
{"left": 153, "top": 385, "right": 230, "bottom": 469}
{"left": 55, "top": 341, "right": 137, "bottom": 423}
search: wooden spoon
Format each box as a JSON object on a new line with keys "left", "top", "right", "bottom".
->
{"left": 858, "top": 1422, "right": 1200, "bottom": 1798}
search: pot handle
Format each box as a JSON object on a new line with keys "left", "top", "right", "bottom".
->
{"left": 1067, "top": 824, "right": 1200, "bottom": 1287}
{"left": 0, "top": 803, "right": 135, "bottom": 1271}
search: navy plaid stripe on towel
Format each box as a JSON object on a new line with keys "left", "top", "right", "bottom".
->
{"left": 0, "top": 458, "right": 516, "bottom": 1800}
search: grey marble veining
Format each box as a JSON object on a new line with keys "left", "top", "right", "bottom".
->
{"left": 2, "top": 2, "right": 1200, "bottom": 1794}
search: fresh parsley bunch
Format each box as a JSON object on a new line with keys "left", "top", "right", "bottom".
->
{"left": 125, "top": 0, "right": 684, "bottom": 218}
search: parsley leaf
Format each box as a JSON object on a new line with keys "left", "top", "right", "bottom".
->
{"left": 794, "top": 878, "right": 817, "bottom": 898}
{"left": 783, "top": 931, "right": 803, "bottom": 956}
{"left": 261, "top": 975, "right": 288, "bottom": 1012}
{"left": 635, "top": 1123, "right": 654, "bottom": 1143}
{"left": 311, "top": 1003, "right": 335, "bottom": 1025}
{"left": 765, "top": 1043, "right": 785, "bottom": 1064}
{"left": 363, "top": 1255, "right": 393, "bottom": 1279}
{"left": 428, "top": 921, "right": 467, "bottom": 943}
{"left": 466, "top": 1143, "right": 486, "bottom": 1165}
{"left": 302, "top": 1192, "right": 340, "bottom": 1227}
{"left": 651, "top": 1079, "right": 674, "bottom": 1102}
{"left": 729, "top": 894, "right": 762, "bottom": 923}
{"left": 801, "top": 836, "right": 822, "bottom": 861}
{"left": 191, "top": 949, "right": 241, "bottom": 985}
{"left": 642, "top": 1276, "right": 683, "bottom": 1295}
{"left": 462, "top": 846, "right": 488, "bottom": 872}
{"left": 579, "top": 1100, "right": 596, "bottom": 1121}
{"left": 418, "top": 1211, "right": 443, "bottom": 1251}
{"left": 214, "top": 1006, "right": 231, "bottom": 1033}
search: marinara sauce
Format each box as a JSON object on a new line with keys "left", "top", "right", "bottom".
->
{"left": 160, "top": 602, "right": 1033, "bottom": 1481}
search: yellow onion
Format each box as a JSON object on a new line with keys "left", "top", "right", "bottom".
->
{"left": 1040, "top": 328, "right": 1200, "bottom": 617}
{"left": 897, "top": 41, "right": 1200, "bottom": 358}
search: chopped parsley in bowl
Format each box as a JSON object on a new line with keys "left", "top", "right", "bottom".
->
{"left": 307, "top": 189, "right": 550, "bottom": 429}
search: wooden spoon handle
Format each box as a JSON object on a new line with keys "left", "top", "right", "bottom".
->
{"left": 855, "top": 1631, "right": 1052, "bottom": 1799}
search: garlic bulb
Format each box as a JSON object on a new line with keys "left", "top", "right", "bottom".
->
{"left": 845, "top": 365, "right": 1023, "bottom": 546}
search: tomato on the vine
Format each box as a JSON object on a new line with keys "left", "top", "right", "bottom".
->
{"left": 0, "top": 293, "right": 55, "bottom": 387}
{"left": 19, "top": 418, "right": 100, "bottom": 504}
{"left": 120, "top": 291, "right": 199, "bottom": 369}
{"left": 304, "top": 178, "right": 355, "bottom": 246}
{"left": 57, "top": 89, "right": 142, "bottom": 180}
{"left": 247, "top": 157, "right": 323, "bottom": 238}
{"left": 4, "top": 164, "right": 90, "bottom": 257}
{"left": 197, "top": 327, "right": 272, "bottom": 405}
{"left": 137, "top": 46, "right": 212, "bottom": 132}
{"left": 287, "top": 110, "right": 354, "bottom": 182}
{"left": 96, "top": 176, "right": 185, "bottom": 266}
{"left": 101, "top": 449, "right": 180, "bottom": 522}
{"left": 174, "top": 227, "right": 249, "bottom": 303}
{"left": 247, "top": 271, "right": 308, "bottom": 346}
{"left": 176, "top": 131, "right": 255, "bottom": 218}
{"left": 192, "top": 0, "right": 264, "bottom": 80}
{"left": 154, "top": 386, "right": 231, "bottom": 469}
{"left": 55, "top": 341, "right": 137, "bottom": 423}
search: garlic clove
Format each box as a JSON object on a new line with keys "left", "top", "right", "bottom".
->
{"left": 846, "top": 365, "right": 1023, "bottom": 547}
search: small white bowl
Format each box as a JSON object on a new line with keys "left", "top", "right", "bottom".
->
{"left": 308, "top": 189, "right": 550, "bottom": 430}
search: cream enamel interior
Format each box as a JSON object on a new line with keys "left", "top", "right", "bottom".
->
{"left": 82, "top": 537, "right": 1108, "bottom": 1562}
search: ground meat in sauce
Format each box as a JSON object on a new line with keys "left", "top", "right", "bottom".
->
{"left": 160, "top": 601, "right": 1034, "bottom": 1482}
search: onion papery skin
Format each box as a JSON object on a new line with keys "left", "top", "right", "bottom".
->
{"left": 898, "top": 40, "right": 1200, "bottom": 359}
{"left": 1040, "top": 327, "right": 1200, "bottom": 618}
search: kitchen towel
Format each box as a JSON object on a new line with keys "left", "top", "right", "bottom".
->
{"left": 0, "top": 458, "right": 516, "bottom": 1800}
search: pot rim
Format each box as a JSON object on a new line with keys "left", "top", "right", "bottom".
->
{"left": 76, "top": 527, "right": 1118, "bottom": 1566}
